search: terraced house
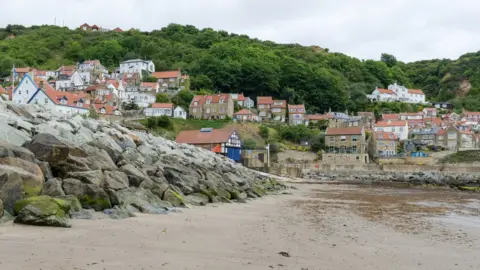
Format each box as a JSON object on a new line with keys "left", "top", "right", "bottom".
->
{"left": 257, "top": 96, "right": 273, "bottom": 121}
{"left": 189, "top": 94, "right": 233, "bottom": 120}
{"left": 324, "top": 127, "right": 369, "bottom": 164}
{"left": 288, "top": 104, "right": 305, "bottom": 125}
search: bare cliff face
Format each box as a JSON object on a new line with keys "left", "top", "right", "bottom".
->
{"left": 0, "top": 99, "right": 285, "bottom": 226}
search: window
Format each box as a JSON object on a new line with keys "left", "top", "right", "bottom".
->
{"left": 19, "top": 90, "right": 21, "bottom": 95}
{"left": 26, "top": 90, "right": 29, "bottom": 95}
{"left": 220, "top": 107, "right": 225, "bottom": 113}
{"left": 352, "top": 146, "right": 357, "bottom": 153}
{"left": 193, "top": 108, "right": 197, "bottom": 113}
{"left": 329, "top": 146, "right": 335, "bottom": 153}
{"left": 352, "top": 136, "right": 358, "bottom": 142}
{"left": 259, "top": 104, "right": 265, "bottom": 109}
{"left": 340, "top": 136, "right": 346, "bottom": 142}
{"left": 206, "top": 100, "right": 211, "bottom": 104}
{"left": 329, "top": 136, "right": 335, "bottom": 142}
{"left": 206, "top": 108, "right": 210, "bottom": 113}
{"left": 219, "top": 99, "right": 224, "bottom": 104}
{"left": 44, "top": 98, "right": 48, "bottom": 104}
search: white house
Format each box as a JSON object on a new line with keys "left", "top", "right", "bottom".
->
{"left": 121, "top": 86, "right": 156, "bottom": 108}
{"left": 144, "top": 103, "right": 173, "bottom": 117}
{"left": 55, "top": 71, "right": 86, "bottom": 91}
{"left": 374, "top": 120, "right": 409, "bottom": 141}
{"left": 174, "top": 106, "right": 187, "bottom": 119}
{"left": 233, "top": 109, "right": 258, "bottom": 122}
{"left": 120, "top": 59, "right": 155, "bottom": 75}
{"left": 13, "top": 74, "right": 90, "bottom": 117}
{"left": 367, "top": 83, "right": 426, "bottom": 104}
{"left": 231, "top": 93, "right": 254, "bottom": 109}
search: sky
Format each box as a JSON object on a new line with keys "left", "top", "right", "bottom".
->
{"left": 1, "top": 0, "right": 479, "bottom": 62}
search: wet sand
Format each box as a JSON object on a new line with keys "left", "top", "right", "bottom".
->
{"left": 0, "top": 184, "right": 479, "bottom": 270}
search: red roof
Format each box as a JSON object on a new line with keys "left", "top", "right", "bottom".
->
{"left": 140, "top": 82, "right": 158, "bottom": 88}
{"left": 151, "top": 103, "right": 173, "bottom": 109}
{"left": 326, "top": 127, "right": 363, "bottom": 135}
{"left": 93, "top": 104, "right": 118, "bottom": 115}
{"left": 382, "top": 114, "right": 400, "bottom": 120}
{"left": 257, "top": 96, "right": 273, "bottom": 105}
{"left": 272, "top": 100, "right": 287, "bottom": 108}
{"left": 190, "top": 94, "right": 230, "bottom": 107}
{"left": 424, "top": 108, "right": 436, "bottom": 111}
{"left": 408, "top": 89, "right": 424, "bottom": 95}
{"left": 113, "top": 27, "right": 123, "bottom": 33}
{"left": 80, "top": 23, "right": 90, "bottom": 28}
{"left": 377, "top": 88, "right": 396, "bottom": 95}
{"left": 234, "top": 109, "right": 254, "bottom": 115}
{"left": 375, "top": 120, "right": 408, "bottom": 127}
{"left": 57, "top": 66, "right": 75, "bottom": 73}
{"left": 176, "top": 128, "right": 235, "bottom": 144}
{"left": 237, "top": 94, "right": 246, "bottom": 101}
{"left": 91, "top": 25, "right": 100, "bottom": 29}
{"left": 374, "top": 132, "right": 397, "bottom": 140}
{"left": 16, "top": 67, "right": 35, "bottom": 74}
{"left": 152, "top": 71, "right": 180, "bottom": 79}
{"left": 464, "top": 111, "right": 480, "bottom": 116}
{"left": 288, "top": 104, "right": 305, "bottom": 113}
{"left": 305, "top": 114, "right": 329, "bottom": 121}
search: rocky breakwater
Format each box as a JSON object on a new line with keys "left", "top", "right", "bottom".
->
{"left": 0, "top": 99, "right": 285, "bottom": 227}
{"left": 302, "top": 170, "right": 480, "bottom": 188}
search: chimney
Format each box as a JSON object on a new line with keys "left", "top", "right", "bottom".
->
{"left": 39, "top": 80, "right": 44, "bottom": 89}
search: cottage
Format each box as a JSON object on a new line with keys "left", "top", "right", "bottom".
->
{"left": 324, "top": 127, "right": 369, "bottom": 164}
{"left": 231, "top": 93, "right": 254, "bottom": 109}
{"left": 144, "top": 103, "right": 173, "bottom": 117}
{"left": 371, "top": 132, "right": 398, "bottom": 157}
{"left": 435, "top": 126, "right": 460, "bottom": 151}
{"left": 410, "top": 127, "right": 441, "bottom": 146}
{"left": 374, "top": 120, "right": 409, "bottom": 141}
{"left": 173, "top": 106, "right": 187, "bottom": 119}
{"left": 120, "top": 59, "right": 155, "bottom": 75}
{"left": 304, "top": 114, "right": 330, "bottom": 127}
{"left": 357, "top": 112, "right": 375, "bottom": 129}
{"left": 271, "top": 100, "right": 287, "bottom": 122}
{"left": 288, "top": 104, "right": 305, "bottom": 125}
{"left": 55, "top": 70, "right": 86, "bottom": 91}
{"left": 257, "top": 96, "right": 273, "bottom": 121}
{"left": 93, "top": 104, "right": 121, "bottom": 116}
{"left": 367, "top": 83, "right": 426, "bottom": 104}
{"left": 79, "top": 23, "right": 92, "bottom": 31}
{"left": 176, "top": 128, "right": 242, "bottom": 162}
{"left": 189, "top": 94, "right": 233, "bottom": 120}
{"left": 423, "top": 108, "right": 437, "bottom": 118}
{"left": 151, "top": 70, "right": 187, "bottom": 92}
{"left": 234, "top": 109, "right": 258, "bottom": 122}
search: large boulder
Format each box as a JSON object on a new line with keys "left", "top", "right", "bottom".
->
{"left": 0, "top": 171, "right": 23, "bottom": 214}
{"left": 62, "top": 179, "right": 111, "bottom": 211}
{"left": 56, "top": 195, "right": 82, "bottom": 212}
{"left": 162, "top": 189, "right": 187, "bottom": 208}
{"left": 41, "top": 178, "right": 65, "bottom": 197}
{"left": 0, "top": 140, "right": 35, "bottom": 162}
{"left": 90, "top": 133, "right": 123, "bottom": 162}
{"left": 0, "top": 122, "right": 31, "bottom": 146}
{"left": 67, "top": 170, "right": 105, "bottom": 186}
{"left": 115, "top": 134, "right": 137, "bottom": 151}
{"left": 0, "top": 164, "right": 43, "bottom": 197}
{"left": 14, "top": 197, "right": 70, "bottom": 227}
{"left": 185, "top": 193, "right": 210, "bottom": 206}
{"left": 35, "top": 161, "right": 53, "bottom": 180}
{"left": 115, "top": 188, "right": 173, "bottom": 214}
{"left": 23, "top": 133, "right": 70, "bottom": 163}
{"left": 103, "top": 171, "right": 129, "bottom": 190}
{"left": 119, "top": 148, "right": 145, "bottom": 166}
{"left": 120, "top": 164, "right": 150, "bottom": 187}
{"left": 84, "top": 146, "right": 116, "bottom": 171}
{"left": 82, "top": 118, "right": 99, "bottom": 132}
{"left": 137, "top": 144, "right": 160, "bottom": 165}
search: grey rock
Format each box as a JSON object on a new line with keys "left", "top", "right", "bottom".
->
{"left": 0, "top": 163, "right": 43, "bottom": 197}
{"left": 41, "top": 178, "right": 66, "bottom": 197}
{"left": 67, "top": 170, "right": 105, "bottom": 186}
{"left": 104, "top": 206, "right": 136, "bottom": 219}
{"left": 0, "top": 122, "right": 31, "bottom": 146}
{"left": 70, "top": 209, "right": 99, "bottom": 220}
{"left": 0, "top": 140, "right": 35, "bottom": 162}
{"left": 35, "top": 161, "right": 53, "bottom": 180}
{"left": 0, "top": 171, "right": 24, "bottom": 214}
{"left": 14, "top": 199, "right": 70, "bottom": 228}
{"left": 0, "top": 199, "right": 3, "bottom": 219}
{"left": 62, "top": 178, "right": 111, "bottom": 211}
{"left": 120, "top": 164, "right": 150, "bottom": 187}
{"left": 104, "top": 171, "right": 129, "bottom": 190}
{"left": 23, "top": 133, "right": 70, "bottom": 163}
{"left": 90, "top": 132, "right": 123, "bottom": 162}
{"left": 120, "top": 148, "right": 145, "bottom": 166}
{"left": 115, "top": 188, "right": 173, "bottom": 213}
{"left": 82, "top": 118, "right": 99, "bottom": 132}
{"left": 185, "top": 193, "right": 210, "bottom": 206}
{"left": 115, "top": 134, "right": 137, "bottom": 151}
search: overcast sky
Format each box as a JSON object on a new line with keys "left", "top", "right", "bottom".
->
{"left": 1, "top": 0, "right": 479, "bottom": 62}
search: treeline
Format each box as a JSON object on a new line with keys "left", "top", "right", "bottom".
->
{"left": 0, "top": 24, "right": 479, "bottom": 111}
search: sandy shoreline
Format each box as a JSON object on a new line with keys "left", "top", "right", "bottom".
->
{"left": 0, "top": 184, "right": 479, "bottom": 270}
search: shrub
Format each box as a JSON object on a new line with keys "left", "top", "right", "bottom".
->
{"left": 259, "top": 125, "right": 270, "bottom": 140}
{"left": 156, "top": 115, "right": 172, "bottom": 129}
{"left": 242, "top": 139, "right": 256, "bottom": 150}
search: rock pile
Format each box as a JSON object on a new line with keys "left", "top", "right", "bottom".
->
{"left": 0, "top": 99, "right": 285, "bottom": 227}
{"left": 302, "top": 170, "right": 480, "bottom": 186}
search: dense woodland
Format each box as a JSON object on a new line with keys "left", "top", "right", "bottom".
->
{"left": 0, "top": 24, "right": 479, "bottom": 112}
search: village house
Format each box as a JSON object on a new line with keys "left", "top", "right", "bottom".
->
{"left": 173, "top": 106, "right": 187, "bottom": 119}
{"left": 357, "top": 112, "right": 375, "bottom": 129}
{"left": 304, "top": 114, "right": 330, "bottom": 127}
{"left": 13, "top": 74, "right": 91, "bottom": 117}
{"left": 370, "top": 132, "right": 398, "bottom": 157}
{"left": 55, "top": 70, "right": 86, "bottom": 91}
{"left": 93, "top": 104, "right": 121, "bottom": 116}
{"left": 399, "top": 112, "right": 423, "bottom": 120}
{"left": 79, "top": 23, "right": 92, "bottom": 31}
{"left": 423, "top": 108, "right": 437, "bottom": 118}
{"left": 324, "top": 127, "right": 369, "bottom": 164}
{"left": 151, "top": 70, "right": 188, "bottom": 93}
{"left": 189, "top": 94, "right": 234, "bottom": 120}
{"left": 176, "top": 128, "right": 242, "bottom": 162}
{"left": 139, "top": 82, "right": 160, "bottom": 93}
{"left": 231, "top": 93, "right": 254, "bottom": 109}
{"left": 288, "top": 104, "right": 305, "bottom": 125}
{"left": 271, "top": 100, "right": 287, "bottom": 122}
{"left": 374, "top": 120, "right": 409, "bottom": 141}
{"left": 463, "top": 111, "right": 480, "bottom": 124}
{"left": 257, "top": 96, "right": 273, "bottom": 121}
{"left": 234, "top": 109, "right": 258, "bottom": 122}
{"left": 119, "top": 59, "right": 155, "bottom": 75}
{"left": 433, "top": 102, "right": 453, "bottom": 111}
{"left": 410, "top": 126, "right": 441, "bottom": 146}
{"left": 435, "top": 125, "right": 461, "bottom": 151}
{"left": 367, "top": 83, "right": 426, "bottom": 104}
{"left": 144, "top": 103, "right": 174, "bottom": 117}
{"left": 78, "top": 60, "right": 109, "bottom": 83}
{"left": 326, "top": 111, "right": 351, "bottom": 128}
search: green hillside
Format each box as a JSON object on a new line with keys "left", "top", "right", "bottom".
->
{"left": 0, "top": 24, "right": 479, "bottom": 111}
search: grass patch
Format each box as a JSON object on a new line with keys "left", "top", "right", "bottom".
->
{"left": 440, "top": 150, "right": 480, "bottom": 164}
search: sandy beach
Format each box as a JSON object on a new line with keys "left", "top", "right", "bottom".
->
{"left": 1, "top": 184, "right": 479, "bottom": 270}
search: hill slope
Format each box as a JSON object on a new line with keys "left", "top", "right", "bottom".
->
{"left": 0, "top": 24, "right": 479, "bottom": 111}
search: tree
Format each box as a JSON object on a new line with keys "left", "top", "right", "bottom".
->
{"left": 143, "top": 76, "right": 158, "bottom": 82}
{"left": 173, "top": 90, "right": 194, "bottom": 109}
{"left": 155, "top": 93, "right": 170, "bottom": 103}
{"left": 259, "top": 126, "right": 270, "bottom": 140}
{"left": 380, "top": 53, "right": 397, "bottom": 68}
{"left": 123, "top": 100, "right": 139, "bottom": 111}
{"left": 242, "top": 139, "right": 257, "bottom": 150}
